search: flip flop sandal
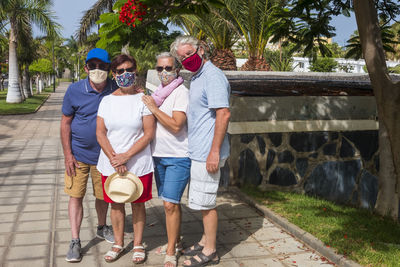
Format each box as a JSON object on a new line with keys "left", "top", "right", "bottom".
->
{"left": 164, "top": 254, "right": 177, "bottom": 267}
{"left": 132, "top": 245, "right": 146, "bottom": 264}
{"left": 104, "top": 244, "right": 124, "bottom": 262}
{"left": 181, "top": 242, "right": 204, "bottom": 256}
{"left": 182, "top": 251, "right": 220, "bottom": 267}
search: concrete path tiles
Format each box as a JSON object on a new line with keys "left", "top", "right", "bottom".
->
{"left": 0, "top": 83, "right": 335, "bottom": 266}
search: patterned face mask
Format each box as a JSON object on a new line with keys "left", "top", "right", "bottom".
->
{"left": 116, "top": 72, "right": 135, "bottom": 88}
{"left": 158, "top": 70, "right": 177, "bottom": 85}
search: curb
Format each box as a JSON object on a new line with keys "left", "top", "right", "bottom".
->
{"left": 228, "top": 186, "right": 363, "bottom": 267}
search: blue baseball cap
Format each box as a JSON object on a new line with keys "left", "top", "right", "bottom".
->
{"left": 86, "top": 48, "right": 111, "bottom": 63}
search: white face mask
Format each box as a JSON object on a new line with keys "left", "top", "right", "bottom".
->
{"left": 89, "top": 69, "right": 108, "bottom": 84}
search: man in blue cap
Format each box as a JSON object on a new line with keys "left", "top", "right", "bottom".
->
{"left": 61, "top": 48, "right": 117, "bottom": 262}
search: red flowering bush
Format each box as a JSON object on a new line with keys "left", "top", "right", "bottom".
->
{"left": 119, "top": 0, "right": 147, "bottom": 28}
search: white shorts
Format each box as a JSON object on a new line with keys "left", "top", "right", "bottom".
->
{"left": 188, "top": 159, "right": 226, "bottom": 210}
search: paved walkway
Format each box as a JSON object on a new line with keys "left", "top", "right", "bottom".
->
{"left": 0, "top": 82, "right": 335, "bottom": 267}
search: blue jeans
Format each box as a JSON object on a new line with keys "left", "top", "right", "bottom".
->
{"left": 153, "top": 157, "right": 191, "bottom": 204}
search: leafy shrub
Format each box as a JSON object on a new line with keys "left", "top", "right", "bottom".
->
{"left": 388, "top": 64, "right": 400, "bottom": 74}
{"left": 309, "top": 57, "right": 338, "bottom": 72}
{"left": 264, "top": 48, "right": 295, "bottom": 71}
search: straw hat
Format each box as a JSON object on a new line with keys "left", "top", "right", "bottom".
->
{"left": 104, "top": 172, "right": 143, "bottom": 203}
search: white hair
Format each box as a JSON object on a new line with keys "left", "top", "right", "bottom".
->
{"left": 170, "top": 35, "right": 209, "bottom": 61}
{"left": 156, "top": 52, "right": 180, "bottom": 69}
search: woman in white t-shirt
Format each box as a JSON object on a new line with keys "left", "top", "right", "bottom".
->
{"left": 96, "top": 54, "right": 155, "bottom": 264}
{"left": 142, "top": 52, "right": 190, "bottom": 267}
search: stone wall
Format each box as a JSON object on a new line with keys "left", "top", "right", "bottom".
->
{"left": 226, "top": 90, "right": 379, "bottom": 210}
{"left": 228, "top": 131, "right": 379, "bottom": 209}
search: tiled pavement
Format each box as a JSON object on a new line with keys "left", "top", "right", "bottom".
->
{"left": 0, "top": 82, "right": 335, "bottom": 267}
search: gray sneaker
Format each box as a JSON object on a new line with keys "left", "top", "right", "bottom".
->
{"left": 96, "top": 225, "right": 115, "bottom": 243}
{"left": 66, "top": 239, "right": 81, "bottom": 262}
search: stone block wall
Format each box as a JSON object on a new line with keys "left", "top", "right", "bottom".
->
{"left": 228, "top": 130, "right": 379, "bottom": 209}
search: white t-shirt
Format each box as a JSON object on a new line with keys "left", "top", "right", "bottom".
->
{"left": 151, "top": 84, "right": 189, "bottom": 158}
{"left": 96, "top": 93, "right": 154, "bottom": 176}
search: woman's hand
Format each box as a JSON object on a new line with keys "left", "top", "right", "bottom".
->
{"left": 110, "top": 152, "right": 130, "bottom": 167}
{"left": 142, "top": 95, "right": 158, "bottom": 113}
{"left": 115, "top": 164, "right": 127, "bottom": 175}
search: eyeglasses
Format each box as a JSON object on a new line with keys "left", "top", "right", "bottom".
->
{"left": 86, "top": 62, "right": 109, "bottom": 71}
{"left": 156, "top": 66, "right": 174, "bottom": 72}
{"left": 180, "top": 47, "right": 199, "bottom": 62}
{"left": 115, "top": 67, "right": 135, "bottom": 75}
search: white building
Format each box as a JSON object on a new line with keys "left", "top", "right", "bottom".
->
{"left": 292, "top": 57, "right": 399, "bottom": 73}
{"left": 236, "top": 57, "right": 399, "bottom": 73}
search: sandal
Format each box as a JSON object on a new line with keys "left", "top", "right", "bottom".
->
{"left": 164, "top": 254, "right": 177, "bottom": 267}
{"left": 132, "top": 245, "right": 146, "bottom": 264}
{"left": 183, "top": 251, "right": 220, "bottom": 267}
{"left": 104, "top": 244, "right": 124, "bottom": 262}
{"left": 181, "top": 242, "right": 204, "bottom": 256}
{"left": 156, "top": 240, "right": 184, "bottom": 255}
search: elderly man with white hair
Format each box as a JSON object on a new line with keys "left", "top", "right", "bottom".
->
{"left": 170, "top": 36, "right": 231, "bottom": 267}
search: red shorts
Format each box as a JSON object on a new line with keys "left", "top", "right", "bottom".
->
{"left": 101, "top": 172, "right": 153, "bottom": 203}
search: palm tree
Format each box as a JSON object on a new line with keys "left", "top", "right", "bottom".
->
{"left": 17, "top": 29, "right": 37, "bottom": 98}
{"left": 0, "top": 0, "right": 58, "bottom": 103}
{"left": 345, "top": 25, "right": 399, "bottom": 60}
{"left": 77, "top": 0, "right": 115, "bottom": 43}
{"left": 65, "top": 36, "right": 80, "bottom": 81}
{"left": 170, "top": 15, "right": 207, "bottom": 43}
{"left": 0, "top": 33, "right": 8, "bottom": 91}
{"left": 171, "top": 7, "right": 239, "bottom": 70}
{"left": 222, "top": 0, "right": 282, "bottom": 71}
{"left": 390, "top": 22, "right": 400, "bottom": 61}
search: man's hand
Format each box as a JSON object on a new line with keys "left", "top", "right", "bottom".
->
{"left": 110, "top": 152, "right": 130, "bottom": 168}
{"left": 64, "top": 153, "right": 80, "bottom": 177}
{"left": 206, "top": 151, "right": 220, "bottom": 173}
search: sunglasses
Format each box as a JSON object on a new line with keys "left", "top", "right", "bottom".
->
{"left": 156, "top": 66, "right": 174, "bottom": 72}
{"left": 86, "top": 62, "right": 109, "bottom": 71}
{"left": 115, "top": 67, "right": 135, "bottom": 75}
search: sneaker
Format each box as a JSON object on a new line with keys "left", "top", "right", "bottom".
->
{"left": 96, "top": 225, "right": 115, "bottom": 244}
{"left": 65, "top": 238, "right": 81, "bottom": 262}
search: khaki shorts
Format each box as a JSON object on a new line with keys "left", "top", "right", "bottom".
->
{"left": 64, "top": 161, "right": 104, "bottom": 200}
{"left": 188, "top": 159, "right": 226, "bottom": 210}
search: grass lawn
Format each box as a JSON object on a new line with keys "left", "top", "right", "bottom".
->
{"left": 0, "top": 89, "right": 51, "bottom": 115}
{"left": 241, "top": 186, "right": 400, "bottom": 267}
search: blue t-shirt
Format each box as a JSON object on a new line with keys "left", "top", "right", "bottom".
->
{"left": 188, "top": 61, "right": 231, "bottom": 161}
{"left": 62, "top": 78, "right": 116, "bottom": 165}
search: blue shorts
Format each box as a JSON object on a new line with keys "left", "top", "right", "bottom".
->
{"left": 153, "top": 157, "right": 191, "bottom": 204}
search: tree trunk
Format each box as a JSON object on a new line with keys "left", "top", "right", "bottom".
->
{"left": 29, "top": 77, "right": 33, "bottom": 96}
{"left": 6, "top": 26, "right": 22, "bottom": 103}
{"left": 38, "top": 77, "right": 43, "bottom": 93}
{"left": 211, "top": 49, "right": 237, "bottom": 70}
{"left": 19, "top": 75, "right": 25, "bottom": 101}
{"left": 240, "top": 57, "right": 271, "bottom": 71}
{"left": 354, "top": 0, "right": 400, "bottom": 219}
{"left": 22, "top": 65, "right": 32, "bottom": 98}
{"left": 375, "top": 121, "right": 399, "bottom": 219}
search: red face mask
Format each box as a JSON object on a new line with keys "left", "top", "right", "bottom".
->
{"left": 182, "top": 48, "right": 203, "bottom": 73}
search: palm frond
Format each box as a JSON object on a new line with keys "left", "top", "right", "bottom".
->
{"left": 77, "top": 0, "right": 116, "bottom": 43}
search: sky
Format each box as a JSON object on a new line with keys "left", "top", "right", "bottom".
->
{"left": 46, "top": 0, "right": 358, "bottom": 46}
